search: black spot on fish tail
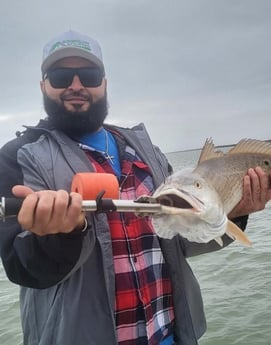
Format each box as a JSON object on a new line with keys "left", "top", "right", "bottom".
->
{"left": 263, "top": 159, "right": 271, "bottom": 169}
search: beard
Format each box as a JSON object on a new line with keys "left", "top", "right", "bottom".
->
{"left": 43, "top": 91, "right": 108, "bottom": 137}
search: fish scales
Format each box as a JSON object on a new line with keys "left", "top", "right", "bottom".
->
{"left": 195, "top": 152, "right": 271, "bottom": 214}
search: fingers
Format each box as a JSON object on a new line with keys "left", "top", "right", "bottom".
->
{"left": 63, "top": 192, "right": 85, "bottom": 230}
{"left": 18, "top": 192, "right": 40, "bottom": 230}
{"left": 12, "top": 185, "right": 34, "bottom": 198}
{"left": 229, "top": 167, "right": 271, "bottom": 219}
{"left": 242, "top": 174, "right": 252, "bottom": 202}
{"left": 17, "top": 190, "right": 84, "bottom": 236}
{"left": 268, "top": 172, "right": 271, "bottom": 200}
{"left": 256, "top": 166, "right": 270, "bottom": 204}
{"left": 248, "top": 167, "right": 269, "bottom": 205}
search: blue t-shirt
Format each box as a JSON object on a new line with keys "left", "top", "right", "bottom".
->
{"left": 78, "top": 128, "right": 121, "bottom": 178}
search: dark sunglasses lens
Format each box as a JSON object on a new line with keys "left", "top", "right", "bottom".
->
{"left": 46, "top": 68, "right": 103, "bottom": 88}
{"left": 78, "top": 68, "right": 103, "bottom": 87}
{"left": 47, "top": 69, "right": 74, "bottom": 88}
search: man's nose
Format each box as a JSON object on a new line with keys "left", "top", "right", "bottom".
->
{"left": 68, "top": 75, "right": 84, "bottom": 90}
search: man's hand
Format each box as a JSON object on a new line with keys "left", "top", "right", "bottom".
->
{"left": 12, "top": 185, "right": 85, "bottom": 236}
{"left": 228, "top": 167, "right": 271, "bottom": 219}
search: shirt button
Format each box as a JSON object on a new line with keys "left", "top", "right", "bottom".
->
{"left": 97, "top": 156, "right": 105, "bottom": 163}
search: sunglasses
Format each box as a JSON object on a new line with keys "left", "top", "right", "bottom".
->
{"left": 44, "top": 67, "right": 104, "bottom": 89}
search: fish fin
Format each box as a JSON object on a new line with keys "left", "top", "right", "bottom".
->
{"left": 198, "top": 138, "right": 225, "bottom": 164}
{"left": 226, "top": 220, "right": 252, "bottom": 247}
{"left": 214, "top": 237, "right": 223, "bottom": 247}
{"left": 228, "top": 139, "right": 271, "bottom": 155}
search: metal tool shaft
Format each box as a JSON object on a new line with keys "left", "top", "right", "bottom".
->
{"left": 82, "top": 199, "right": 162, "bottom": 213}
{"left": 0, "top": 197, "right": 162, "bottom": 220}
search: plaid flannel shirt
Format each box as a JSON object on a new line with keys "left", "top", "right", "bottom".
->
{"left": 84, "top": 143, "right": 175, "bottom": 345}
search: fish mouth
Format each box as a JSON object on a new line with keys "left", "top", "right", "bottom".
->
{"left": 153, "top": 188, "right": 203, "bottom": 213}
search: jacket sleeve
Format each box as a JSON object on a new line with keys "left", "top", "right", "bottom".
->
{"left": 0, "top": 138, "right": 94, "bottom": 289}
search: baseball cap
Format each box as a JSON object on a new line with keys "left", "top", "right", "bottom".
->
{"left": 41, "top": 30, "right": 104, "bottom": 76}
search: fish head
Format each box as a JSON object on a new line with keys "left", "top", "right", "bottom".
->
{"left": 153, "top": 168, "right": 225, "bottom": 222}
{"left": 152, "top": 168, "right": 227, "bottom": 242}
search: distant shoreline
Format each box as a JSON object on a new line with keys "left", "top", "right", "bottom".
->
{"left": 166, "top": 139, "right": 271, "bottom": 154}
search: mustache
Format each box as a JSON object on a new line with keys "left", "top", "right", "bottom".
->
{"left": 60, "top": 91, "right": 91, "bottom": 102}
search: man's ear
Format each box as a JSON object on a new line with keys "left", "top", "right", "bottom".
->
{"left": 40, "top": 80, "right": 45, "bottom": 93}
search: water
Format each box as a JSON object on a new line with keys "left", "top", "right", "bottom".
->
{"left": 0, "top": 149, "right": 270, "bottom": 344}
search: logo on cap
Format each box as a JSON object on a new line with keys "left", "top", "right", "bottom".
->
{"left": 49, "top": 40, "right": 92, "bottom": 54}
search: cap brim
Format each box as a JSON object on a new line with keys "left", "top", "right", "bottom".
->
{"left": 41, "top": 47, "right": 104, "bottom": 75}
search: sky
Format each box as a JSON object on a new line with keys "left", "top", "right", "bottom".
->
{"left": 1, "top": 0, "right": 271, "bottom": 153}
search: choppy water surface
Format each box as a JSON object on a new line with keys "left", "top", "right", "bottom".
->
{"left": 0, "top": 149, "right": 270, "bottom": 344}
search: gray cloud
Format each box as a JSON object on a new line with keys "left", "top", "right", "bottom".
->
{"left": 1, "top": 0, "right": 271, "bottom": 152}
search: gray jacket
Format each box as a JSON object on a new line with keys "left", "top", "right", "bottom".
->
{"left": 0, "top": 122, "right": 242, "bottom": 345}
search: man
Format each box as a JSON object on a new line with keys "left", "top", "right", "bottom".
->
{"left": 0, "top": 30, "right": 270, "bottom": 345}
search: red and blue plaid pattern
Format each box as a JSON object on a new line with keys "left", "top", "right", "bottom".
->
{"left": 83, "top": 144, "right": 175, "bottom": 345}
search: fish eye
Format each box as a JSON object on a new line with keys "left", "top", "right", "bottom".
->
{"left": 194, "top": 181, "right": 202, "bottom": 189}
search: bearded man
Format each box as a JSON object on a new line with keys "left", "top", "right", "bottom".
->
{"left": 0, "top": 30, "right": 270, "bottom": 345}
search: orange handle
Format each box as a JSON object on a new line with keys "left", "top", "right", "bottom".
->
{"left": 71, "top": 173, "right": 119, "bottom": 199}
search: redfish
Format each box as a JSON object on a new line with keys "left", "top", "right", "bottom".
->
{"left": 151, "top": 139, "right": 271, "bottom": 245}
